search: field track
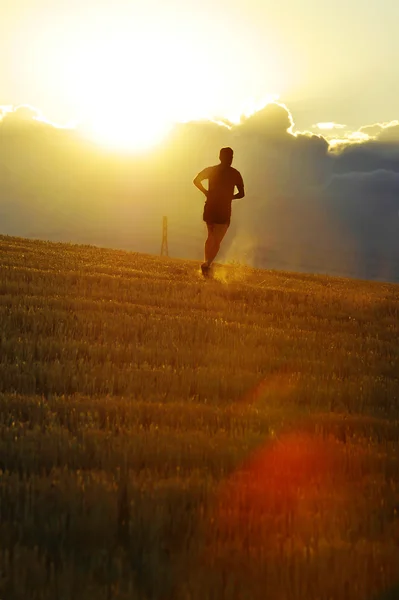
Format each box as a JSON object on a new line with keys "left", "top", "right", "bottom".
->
{"left": 0, "top": 234, "right": 399, "bottom": 600}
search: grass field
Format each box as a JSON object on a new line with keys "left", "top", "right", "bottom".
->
{"left": 0, "top": 234, "right": 399, "bottom": 600}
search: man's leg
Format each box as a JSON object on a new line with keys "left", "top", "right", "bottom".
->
{"left": 211, "top": 223, "right": 229, "bottom": 264}
{"left": 204, "top": 223, "right": 215, "bottom": 266}
{"left": 203, "top": 223, "right": 229, "bottom": 267}
{"left": 201, "top": 223, "right": 213, "bottom": 277}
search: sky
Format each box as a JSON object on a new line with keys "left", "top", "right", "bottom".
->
{"left": 1, "top": 0, "right": 399, "bottom": 147}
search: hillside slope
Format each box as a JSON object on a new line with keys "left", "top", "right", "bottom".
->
{"left": 0, "top": 234, "right": 399, "bottom": 600}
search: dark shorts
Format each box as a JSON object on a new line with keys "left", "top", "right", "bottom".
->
{"left": 203, "top": 203, "right": 231, "bottom": 226}
{"left": 204, "top": 218, "right": 230, "bottom": 227}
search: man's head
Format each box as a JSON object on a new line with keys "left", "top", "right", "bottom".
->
{"left": 219, "top": 147, "right": 234, "bottom": 167}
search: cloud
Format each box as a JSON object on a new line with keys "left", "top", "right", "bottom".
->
{"left": 0, "top": 104, "right": 42, "bottom": 127}
{"left": 332, "top": 140, "right": 399, "bottom": 174}
{"left": 237, "top": 102, "right": 294, "bottom": 137}
{"left": 377, "top": 122, "right": 399, "bottom": 142}
{"left": 1, "top": 100, "right": 399, "bottom": 282}
{"left": 359, "top": 120, "right": 399, "bottom": 141}
{"left": 322, "top": 169, "right": 399, "bottom": 279}
{"left": 0, "top": 105, "right": 13, "bottom": 120}
{"left": 326, "top": 169, "right": 399, "bottom": 217}
{"left": 314, "top": 122, "right": 347, "bottom": 130}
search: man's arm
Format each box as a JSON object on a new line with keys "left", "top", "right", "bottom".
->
{"left": 233, "top": 172, "right": 245, "bottom": 200}
{"left": 193, "top": 168, "right": 210, "bottom": 197}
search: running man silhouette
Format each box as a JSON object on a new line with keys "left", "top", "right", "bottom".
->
{"left": 193, "top": 147, "right": 245, "bottom": 277}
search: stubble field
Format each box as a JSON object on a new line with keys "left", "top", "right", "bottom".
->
{"left": 0, "top": 234, "right": 398, "bottom": 600}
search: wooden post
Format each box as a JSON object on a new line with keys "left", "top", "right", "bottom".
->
{"left": 160, "top": 216, "right": 169, "bottom": 256}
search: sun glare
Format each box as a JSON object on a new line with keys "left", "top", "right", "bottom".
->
{"left": 80, "top": 93, "right": 283, "bottom": 152}
{"left": 45, "top": 14, "right": 284, "bottom": 152}
{"left": 83, "top": 111, "right": 174, "bottom": 152}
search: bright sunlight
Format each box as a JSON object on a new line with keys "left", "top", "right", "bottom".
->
{"left": 33, "top": 8, "right": 285, "bottom": 151}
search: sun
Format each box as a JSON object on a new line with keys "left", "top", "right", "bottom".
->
{"left": 45, "top": 11, "right": 285, "bottom": 152}
{"left": 11, "top": 2, "right": 291, "bottom": 152}
{"left": 82, "top": 108, "right": 174, "bottom": 152}
{"left": 58, "top": 26, "right": 223, "bottom": 151}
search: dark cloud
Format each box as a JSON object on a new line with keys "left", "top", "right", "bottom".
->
{"left": 332, "top": 141, "right": 399, "bottom": 175}
{"left": 323, "top": 170, "right": 399, "bottom": 280}
{"left": 1, "top": 101, "right": 399, "bottom": 282}
{"left": 325, "top": 170, "right": 399, "bottom": 230}
{"left": 359, "top": 120, "right": 399, "bottom": 141}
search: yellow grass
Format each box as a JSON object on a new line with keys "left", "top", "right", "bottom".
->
{"left": 0, "top": 234, "right": 398, "bottom": 600}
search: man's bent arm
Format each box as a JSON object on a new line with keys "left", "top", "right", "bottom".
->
{"left": 233, "top": 172, "right": 245, "bottom": 200}
{"left": 233, "top": 183, "right": 245, "bottom": 200}
{"left": 193, "top": 169, "right": 209, "bottom": 197}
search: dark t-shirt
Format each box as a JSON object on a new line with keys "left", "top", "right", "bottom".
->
{"left": 197, "top": 164, "right": 244, "bottom": 224}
